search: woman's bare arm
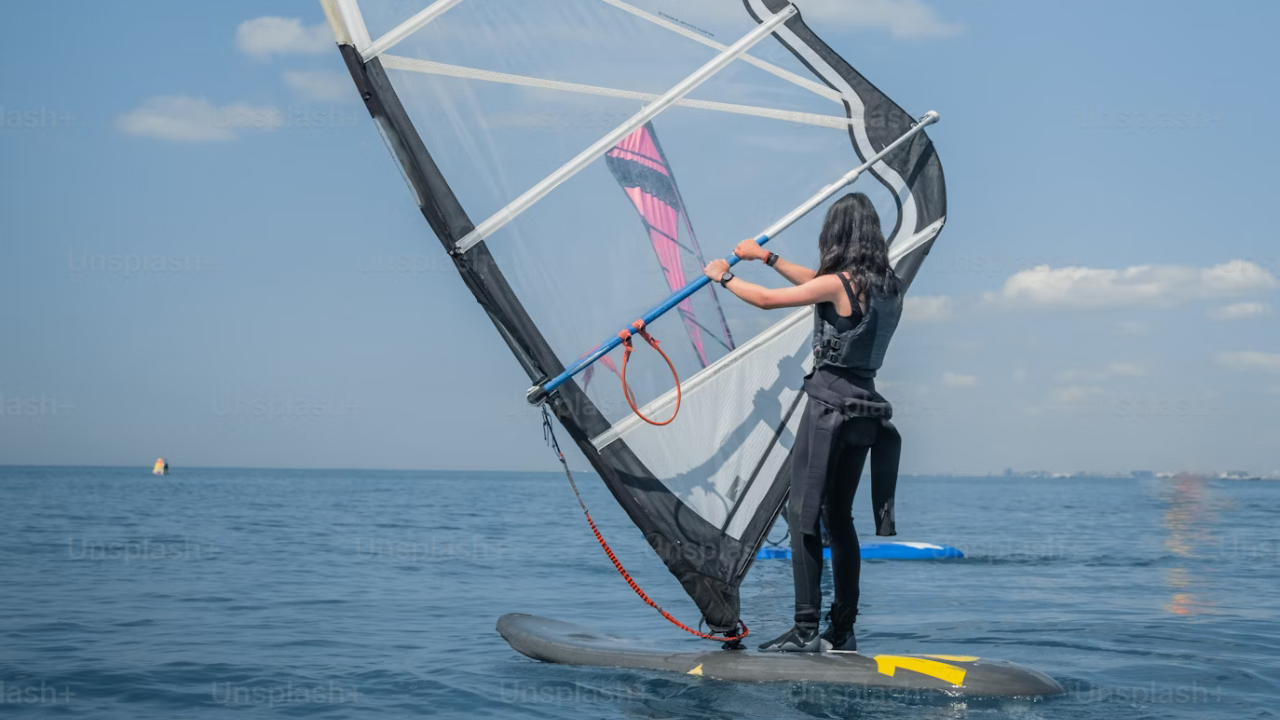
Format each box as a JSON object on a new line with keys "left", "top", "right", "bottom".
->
{"left": 703, "top": 259, "right": 840, "bottom": 310}
{"left": 770, "top": 256, "right": 816, "bottom": 286}
{"left": 732, "top": 238, "right": 814, "bottom": 285}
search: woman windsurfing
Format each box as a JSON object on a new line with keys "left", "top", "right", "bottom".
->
{"left": 703, "top": 192, "right": 903, "bottom": 653}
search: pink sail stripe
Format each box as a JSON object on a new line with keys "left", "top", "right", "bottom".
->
{"left": 606, "top": 146, "right": 669, "bottom": 176}
{"left": 624, "top": 186, "right": 709, "bottom": 365}
{"left": 611, "top": 128, "right": 669, "bottom": 174}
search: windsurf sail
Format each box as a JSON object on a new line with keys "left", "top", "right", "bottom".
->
{"left": 323, "top": 0, "right": 946, "bottom": 633}
{"left": 606, "top": 123, "right": 734, "bottom": 368}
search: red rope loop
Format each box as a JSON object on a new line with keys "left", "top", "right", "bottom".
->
{"left": 618, "top": 320, "right": 682, "bottom": 426}
{"left": 542, "top": 406, "right": 747, "bottom": 643}
{"left": 580, "top": 506, "right": 749, "bottom": 642}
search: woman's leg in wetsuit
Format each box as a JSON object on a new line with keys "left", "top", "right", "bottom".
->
{"left": 788, "top": 502, "right": 824, "bottom": 614}
{"left": 825, "top": 443, "right": 867, "bottom": 609}
{"left": 769, "top": 430, "right": 867, "bottom": 651}
{"left": 787, "top": 440, "right": 868, "bottom": 612}
{"left": 757, "top": 503, "right": 825, "bottom": 651}
{"left": 761, "top": 403, "right": 834, "bottom": 651}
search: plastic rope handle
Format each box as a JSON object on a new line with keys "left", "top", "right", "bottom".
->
{"left": 617, "top": 320, "right": 681, "bottom": 426}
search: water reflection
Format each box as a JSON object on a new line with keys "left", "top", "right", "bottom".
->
{"left": 1159, "top": 474, "right": 1217, "bottom": 616}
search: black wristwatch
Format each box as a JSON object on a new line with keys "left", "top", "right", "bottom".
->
{"left": 765, "top": 252, "right": 779, "bottom": 267}
{"left": 718, "top": 271, "right": 736, "bottom": 287}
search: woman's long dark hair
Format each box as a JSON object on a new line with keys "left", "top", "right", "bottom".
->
{"left": 816, "top": 192, "right": 900, "bottom": 298}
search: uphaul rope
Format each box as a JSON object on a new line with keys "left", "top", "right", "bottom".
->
{"left": 542, "top": 406, "right": 748, "bottom": 643}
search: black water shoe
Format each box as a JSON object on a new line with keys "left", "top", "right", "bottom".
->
{"left": 820, "top": 601, "right": 857, "bottom": 652}
{"left": 758, "top": 625, "right": 824, "bottom": 652}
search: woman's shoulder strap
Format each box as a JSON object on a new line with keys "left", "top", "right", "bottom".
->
{"left": 835, "top": 272, "right": 861, "bottom": 309}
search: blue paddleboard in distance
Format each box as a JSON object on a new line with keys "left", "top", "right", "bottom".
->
{"left": 757, "top": 541, "right": 963, "bottom": 561}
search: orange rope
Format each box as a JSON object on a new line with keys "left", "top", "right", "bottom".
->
{"left": 542, "top": 407, "right": 748, "bottom": 643}
{"left": 618, "top": 320, "right": 681, "bottom": 426}
{"left": 578, "top": 504, "right": 749, "bottom": 642}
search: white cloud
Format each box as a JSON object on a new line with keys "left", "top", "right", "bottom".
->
{"left": 1216, "top": 351, "right": 1280, "bottom": 374}
{"left": 236, "top": 17, "right": 332, "bottom": 60}
{"left": 116, "top": 96, "right": 283, "bottom": 142}
{"left": 283, "top": 70, "right": 352, "bottom": 102}
{"left": 1117, "top": 320, "right": 1151, "bottom": 336}
{"left": 903, "top": 295, "right": 952, "bottom": 323}
{"left": 1023, "top": 384, "right": 1105, "bottom": 416}
{"left": 1107, "top": 362, "right": 1147, "bottom": 378}
{"left": 1054, "top": 368, "right": 1094, "bottom": 383}
{"left": 1208, "top": 302, "right": 1271, "bottom": 321}
{"left": 1054, "top": 361, "right": 1146, "bottom": 389}
{"left": 942, "top": 372, "right": 977, "bottom": 387}
{"left": 1056, "top": 362, "right": 1146, "bottom": 383}
{"left": 986, "top": 260, "right": 1277, "bottom": 310}
{"left": 874, "top": 380, "right": 930, "bottom": 396}
{"left": 1201, "top": 261, "right": 1276, "bottom": 295}
{"left": 1049, "top": 385, "right": 1104, "bottom": 404}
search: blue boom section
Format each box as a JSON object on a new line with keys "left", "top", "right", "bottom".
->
{"left": 757, "top": 542, "right": 964, "bottom": 561}
{"left": 532, "top": 231, "right": 772, "bottom": 402}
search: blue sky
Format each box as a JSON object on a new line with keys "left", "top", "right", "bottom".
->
{"left": 2, "top": 0, "right": 1278, "bottom": 475}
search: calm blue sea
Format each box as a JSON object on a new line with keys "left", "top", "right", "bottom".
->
{"left": 0, "top": 466, "right": 1276, "bottom": 718}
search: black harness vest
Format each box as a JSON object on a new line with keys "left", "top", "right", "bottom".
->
{"left": 788, "top": 273, "right": 903, "bottom": 538}
{"left": 812, "top": 273, "right": 903, "bottom": 378}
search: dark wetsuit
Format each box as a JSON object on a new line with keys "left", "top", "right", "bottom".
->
{"left": 786, "top": 272, "right": 903, "bottom": 623}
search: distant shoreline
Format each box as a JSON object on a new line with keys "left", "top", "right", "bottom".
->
{"left": 0, "top": 465, "right": 1273, "bottom": 480}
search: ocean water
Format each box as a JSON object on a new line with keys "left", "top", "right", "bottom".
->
{"left": 0, "top": 466, "right": 1276, "bottom": 719}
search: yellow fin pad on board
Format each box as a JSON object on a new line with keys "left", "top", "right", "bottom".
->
{"left": 873, "top": 655, "right": 968, "bottom": 687}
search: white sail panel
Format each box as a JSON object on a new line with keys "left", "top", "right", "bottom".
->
{"left": 592, "top": 309, "right": 812, "bottom": 539}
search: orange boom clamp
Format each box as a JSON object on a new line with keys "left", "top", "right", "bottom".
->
{"left": 617, "top": 320, "right": 681, "bottom": 426}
